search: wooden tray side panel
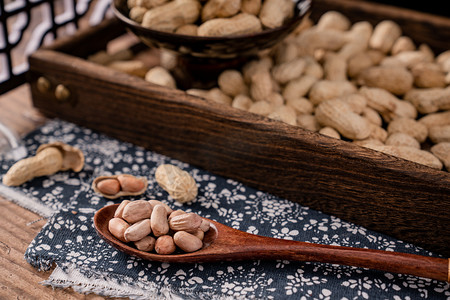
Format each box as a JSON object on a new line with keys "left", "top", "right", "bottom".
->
{"left": 28, "top": 50, "right": 450, "bottom": 255}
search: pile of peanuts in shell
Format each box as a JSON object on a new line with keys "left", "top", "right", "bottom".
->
{"left": 109, "top": 199, "right": 210, "bottom": 254}
{"left": 126, "top": 0, "right": 296, "bottom": 36}
{"left": 88, "top": 10, "right": 450, "bottom": 172}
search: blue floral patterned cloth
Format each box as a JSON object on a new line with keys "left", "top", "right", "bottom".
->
{"left": 1, "top": 119, "right": 449, "bottom": 299}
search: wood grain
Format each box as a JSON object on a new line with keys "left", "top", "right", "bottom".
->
{"left": 1, "top": 2, "right": 449, "bottom": 297}
{"left": 0, "top": 85, "right": 46, "bottom": 138}
{"left": 28, "top": 46, "right": 450, "bottom": 256}
{"left": 0, "top": 86, "right": 124, "bottom": 299}
{"left": 96, "top": 204, "right": 449, "bottom": 282}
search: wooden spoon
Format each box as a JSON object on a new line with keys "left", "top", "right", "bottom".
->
{"left": 94, "top": 204, "right": 449, "bottom": 282}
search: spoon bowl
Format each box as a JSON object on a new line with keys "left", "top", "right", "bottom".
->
{"left": 95, "top": 204, "right": 220, "bottom": 262}
{"left": 94, "top": 204, "right": 449, "bottom": 282}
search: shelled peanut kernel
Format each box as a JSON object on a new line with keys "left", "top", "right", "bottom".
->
{"left": 93, "top": 174, "right": 148, "bottom": 199}
{"left": 108, "top": 200, "right": 210, "bottom": 254}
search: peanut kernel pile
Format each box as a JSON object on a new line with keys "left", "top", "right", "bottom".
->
{"left": 89, "top": 11, "right": 450, "bottom": 172}
{"left": 109, "top": 199, "right": 210, "bottom": 254}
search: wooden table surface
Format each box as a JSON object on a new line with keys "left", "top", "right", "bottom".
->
{"left": 0, "top": 85, "right": 125, "bottom": 299}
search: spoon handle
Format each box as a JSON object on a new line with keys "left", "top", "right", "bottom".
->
{"left": 237, "top": 234, "right": 449, "bottom": 282}
{"left": 212, "top": 223, "right": 449, "bottom": 283}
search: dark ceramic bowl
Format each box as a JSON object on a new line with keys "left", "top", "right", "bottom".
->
{"left": 112, "top": 0, "right": 312, "bottom": 60}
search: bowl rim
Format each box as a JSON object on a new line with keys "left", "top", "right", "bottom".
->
{"left": 111, "top": 0, "right": 312, "bottom": 42}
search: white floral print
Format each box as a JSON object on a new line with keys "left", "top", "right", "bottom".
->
{"left": 0, "top": 119, "right": 447, "bottom": 299}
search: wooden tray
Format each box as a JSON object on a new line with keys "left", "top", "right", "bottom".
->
{"left": 27, "top": 0, "right": 450, "bottom": 256}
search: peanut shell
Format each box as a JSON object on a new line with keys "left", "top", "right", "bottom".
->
{"left": 155, "top": 164, "right": 198, "bottom": 203}
{"left": 93, "top": 174, "right": 148, "bottom": 199}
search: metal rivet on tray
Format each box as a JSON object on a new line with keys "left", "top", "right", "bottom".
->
{"left": 55, "top": 84, "right": 70, "bottom": 102}
{"left": 37, "top": 77, "right": 51, "bottom": 93}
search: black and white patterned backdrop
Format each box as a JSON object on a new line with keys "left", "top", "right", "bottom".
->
{"left": 0, "top": 119, "right": 448, "bottom": 299}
